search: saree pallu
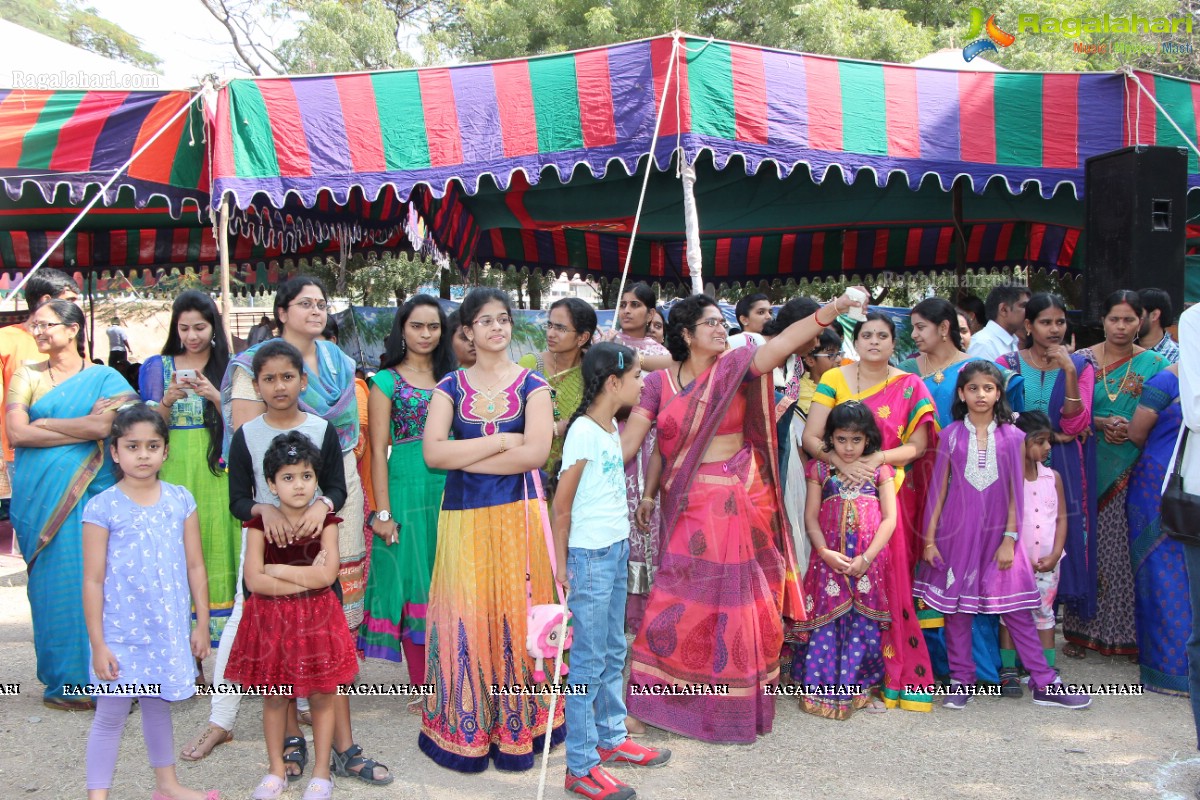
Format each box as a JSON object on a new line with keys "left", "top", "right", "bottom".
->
{"left": 418, "top": 497, "right": 566, "bottom": 772}
{"left": 999, "top": 352, "right": 1098, "bottom": 619}
{"left": 359, "top": 438, "right": 446, "bottom": 662}
{"left": 338, "top": 450, "right": 367, "bottom": 632}
{"left": 1126, "top": 371, "right": 1190, "bottom": 694}
{"left": 12, "top": 367, "right": 136, "bottom": 700}
{"left": 1065, "top": 349, "right": 1168, "bottom": 655}
{"left": 627, "top": 447, "right": 786, "bottom": 742}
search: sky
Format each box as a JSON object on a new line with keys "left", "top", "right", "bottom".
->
{"left": 84, "top": 0, "right": 293, "bottom": 87}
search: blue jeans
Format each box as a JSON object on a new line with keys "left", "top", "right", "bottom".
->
{"left": 565, "top": 539, "right": 630, "bottom": 777}
{"left": 1183, "top": 542, "right": 1200, "bottom": 748}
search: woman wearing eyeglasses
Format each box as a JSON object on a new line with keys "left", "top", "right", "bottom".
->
{"left": 420, "top": 287, "right": 563, "bottom": 772}
{"left": 519, "top": 297, "right": 597, "bottom": 477}
{"left": 7, "top": 299, "right": 138, "bottom": 709}
{"left": 620, "top": 288, "right": 864, "bottom": 743}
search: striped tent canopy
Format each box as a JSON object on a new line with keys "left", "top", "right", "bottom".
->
{"left": 212, "top": 34, "right": 1200, "bottom": 282}
{"left": 0, "top": 87, "right": 209, "bottom": 215}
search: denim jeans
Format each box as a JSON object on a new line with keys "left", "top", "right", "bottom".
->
{"left": 565, "top": 539, "right": 630, "bottom": 777}
{"left": 1183, "top": 542, "right": 1200, "bottom": 748}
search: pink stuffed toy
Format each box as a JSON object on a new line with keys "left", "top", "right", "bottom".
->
{"left": 527, "top": 604, "right": 573, "bottom": 682}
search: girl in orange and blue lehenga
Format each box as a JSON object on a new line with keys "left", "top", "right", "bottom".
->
{"left": 419, "top": 288, "right": 564, "bottom": 772}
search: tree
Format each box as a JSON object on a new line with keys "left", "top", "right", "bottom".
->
{"left": 303, "top": 251, "right": 441, "bottom": 306}
{"left": 198, "top": 0, "right": 443, "bottom": 74}
{"left": 0, "top": 0, "right": 162, "bottom": 70}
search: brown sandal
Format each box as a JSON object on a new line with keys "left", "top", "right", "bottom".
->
{"left": 1062, "top": 643, "right": 1087, "bottom": 659}
{"left": 179, "top": 723, "right": 233, "bottom": 761}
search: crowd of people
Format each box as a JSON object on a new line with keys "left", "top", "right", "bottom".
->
{"left": 4, "top": 267, "right": 1199, "bottom": 800}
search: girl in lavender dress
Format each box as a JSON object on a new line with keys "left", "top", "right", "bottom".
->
{"left": 914, "top": 362, "right": 1089, "bottom": 709}
{"left": 795, "top": 402, "right": 896, "bottom": 720}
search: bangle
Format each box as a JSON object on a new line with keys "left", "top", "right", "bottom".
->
{"left": 815, "top": 307, "right": 834, "bottom": 328}
{"left": 861, "top": 552, "right": 872, "bottom": 566}
{"left": 639, "top": 496, "right": 654, "bottom": 505}
{"left": 1064, "top": 395, "right": 1081, "bottom": 402}
{"left": 924, "top": 543, "right": 937, "bottom": 550}
{"left": 1002, "top": 530, "right": 1019, "bottom": 541}
{"left": 499, "top": 433, "right": 508, "bottom": 453}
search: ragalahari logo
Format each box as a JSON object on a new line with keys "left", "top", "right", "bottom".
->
{"left": 963, "top": 7, "right": 1016, "bottom": 61}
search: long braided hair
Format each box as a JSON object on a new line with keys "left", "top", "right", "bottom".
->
{"left": 565, "top": 342, "right": 638, "bottom": 436}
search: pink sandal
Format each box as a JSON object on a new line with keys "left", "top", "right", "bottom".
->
{"left": 251, "top": 774, "right": 287, "bottom": 800}
{"left": 302, "top": 778, "right": 333, "bottom": 800}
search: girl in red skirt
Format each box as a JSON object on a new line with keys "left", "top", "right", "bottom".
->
{"left": 225, "top": 432, "right": 359, "bottom": 800}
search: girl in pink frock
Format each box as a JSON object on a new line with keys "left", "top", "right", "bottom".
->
{"left": 914, "top": 362, "right": 1089, "bottom": 710}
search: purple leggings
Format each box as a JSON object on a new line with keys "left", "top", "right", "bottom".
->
{"left": 945, "top": 611, "right": 1057, "bottom": 689}
{"left": 86, "top": 696, "right": 176, "bottom": 790}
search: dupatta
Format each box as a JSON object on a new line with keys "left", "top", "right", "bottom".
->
{"left": 221, "top": 338, "right": 358, "bottom": 458}
{"left": 655, "top": 344, "right": 804, "bottom": 619}
{"left": 13, "top": 366, "right": 137, "bottom": 571}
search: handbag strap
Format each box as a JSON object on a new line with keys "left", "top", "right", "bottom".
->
{"left": 523, "top": 470, "right": 566, "bottom": 612}
{"left": 1171, "top": 427, "right": 1191, "bottom": 484}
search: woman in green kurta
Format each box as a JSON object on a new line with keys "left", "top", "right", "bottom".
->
{"left": 1064, "top": 291, "right": 1169, "bottom": 657}
{"left": 138, "top": 290, "right": 237, "bottom": 646}
{"left": 360, "top": 296, "right": 454, "bottom": 691}
{"left": 518, "top": 297, "right": 596, "bottom": 477}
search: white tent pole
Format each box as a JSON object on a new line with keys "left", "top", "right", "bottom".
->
{"left": 680, "top": 162, "right": 703, "bottom": 295}
{"left": 7, "top": 90, "right": 205, "bottom": 300}
{"left": 610, "top": 32, "right": 682, "bottom": 330}
{"left": 218, "top": 196, "right": 234, "bottom": 350}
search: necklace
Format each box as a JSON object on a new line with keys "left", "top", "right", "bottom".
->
{"left": 472, "top": 365, "right": 513, "bottom": 415}
{"left": 921, "top": 352, "right": 957, "bottom": 384}
{"left": 856, "top": 361, "right": 891, "bottom": 394}
{"left": 47, "top": 359, "right": 84, "bottom": 386}
{"left": 1098, "top": 343, "right": 1134, "bottom": 403}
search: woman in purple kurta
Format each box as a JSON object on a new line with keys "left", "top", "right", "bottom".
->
{"left": 913, "top": 362, "right": 1089, "bottom": 707}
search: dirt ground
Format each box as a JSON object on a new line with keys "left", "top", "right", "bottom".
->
{"left": 0, "top": 564, "right": 1198, "bottom": 800}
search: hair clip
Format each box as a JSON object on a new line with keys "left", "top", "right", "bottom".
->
{"left": 287, "top": 446, "right": 298, "bottom": 457}
{"left": 1011, "top": 412, "right": 1020, "bottom": 420}
{"left": 618, "top": 352, "right": 624, "bottom": 369}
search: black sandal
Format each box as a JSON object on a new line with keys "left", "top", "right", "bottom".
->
{"left": 331, "top": 743, "right": 393, "bottom": 786}
{"left": 283, "top": 735, "right": 308, "bottom": 783}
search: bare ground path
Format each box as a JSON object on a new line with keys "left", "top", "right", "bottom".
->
{"left": 0, "top": 571, "right": 1196, "bottom": 800}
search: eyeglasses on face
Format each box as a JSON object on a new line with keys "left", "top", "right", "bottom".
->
{"left": 810, "top": 351, "right": 841, "bottom": 359}
{"left": 30, "top": 322, "right": 66, "bottom": 334}
{"left": 474, "top": 315, "right": 512, "bottom": 328}
{"left": 542, "top": 321, "right": 576, "bottom": 334}
{"left": 692, "top": 317, "right": 726, "bottom": 329}
{"left": 289, "top": 299, "right": 328, "bottom": 312}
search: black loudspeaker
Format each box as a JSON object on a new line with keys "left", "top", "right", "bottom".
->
{"left": 1083, "top": 146, "right": 1187, "bottom": 326}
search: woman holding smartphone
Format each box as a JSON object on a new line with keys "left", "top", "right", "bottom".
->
{"left": 139, "top": 291, "right": 239, "bottom": 650}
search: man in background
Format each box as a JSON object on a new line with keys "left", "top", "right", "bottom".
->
{"left": 1139, "top": 288, "right": 1179, "bottom": 365}
{"left": 105, "top": 316, "right": 131, "bottom": 368}
{"left": 967, "top": 285, "right": 1031, "bottom": 361}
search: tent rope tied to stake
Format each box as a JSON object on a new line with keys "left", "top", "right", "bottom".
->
{"left": 610, "top": 31, "right": 683, "bottom": 330}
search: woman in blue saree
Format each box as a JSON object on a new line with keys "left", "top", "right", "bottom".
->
{"left": 1127, "top": 365, "right": 1190, "bottom": 694}
{"left": 7, "top": 299, "right": 137, "bottom": 709}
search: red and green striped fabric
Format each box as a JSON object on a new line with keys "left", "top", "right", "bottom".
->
{"left": 0, "top": 88, "right": 208, "bottom": 214}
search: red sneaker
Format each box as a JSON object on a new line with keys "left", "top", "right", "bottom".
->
{"left": 597, "top": 738, "right": 672, "bottom": 768}
{"left": 565, "top": 766, "right": 637, "bottom": 800}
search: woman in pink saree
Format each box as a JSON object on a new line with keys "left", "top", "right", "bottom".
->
{"left": 621, "top": 289, "right": 863, "bottom": 743}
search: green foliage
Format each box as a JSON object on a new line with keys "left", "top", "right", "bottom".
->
{"left": 303, "top": 251, "right": 441, "bottom": 306}
{"left": 0, "top": 0, "right": 162, "bottom": 70}
{"left": 277, "top": 0, "right": 416, "bottom": 72}
{"left": 785, "top": 0, "right": 935, "bottom": 63}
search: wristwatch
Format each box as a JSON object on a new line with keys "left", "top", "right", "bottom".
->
{"left": 375, "top": 509, "right": 392, "bottom": 523}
